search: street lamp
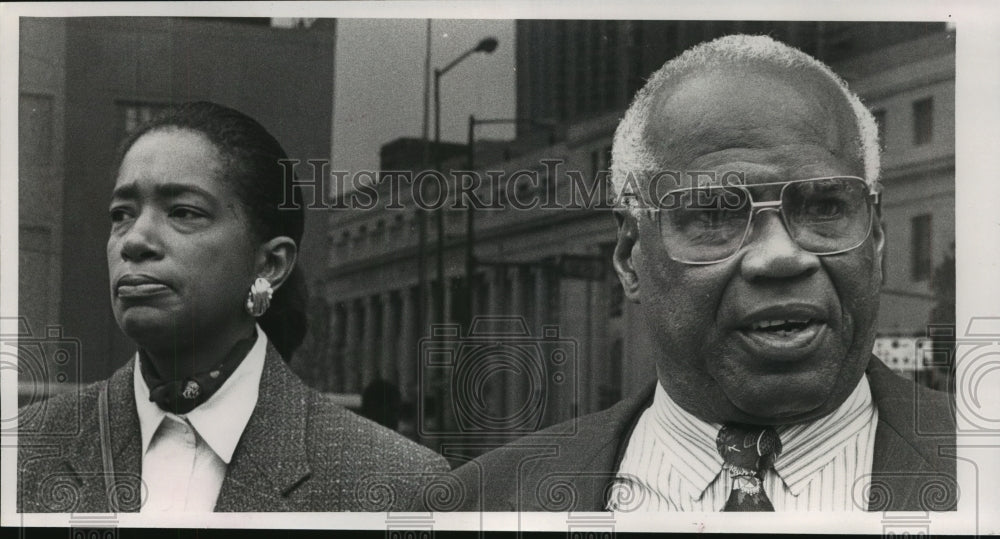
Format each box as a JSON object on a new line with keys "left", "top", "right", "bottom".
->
{"left": 429, "top": 36, "right": 498, "bottom": 329}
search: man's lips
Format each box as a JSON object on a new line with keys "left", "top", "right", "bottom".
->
{"left": 115, "top": 274, "right": 171, "bottom": 299}
{"left": 733, "top": 303, "right": 829, "bottom": 355}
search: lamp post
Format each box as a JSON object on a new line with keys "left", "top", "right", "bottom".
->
{"left": 463, "top": 116, "right": 557, "bottom": 327}
{"left": 429, "top": 36, "right": 498, "bottom": 329}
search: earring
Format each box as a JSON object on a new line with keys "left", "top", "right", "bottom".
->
{"left": 245, "top": 277, "right": 274, "bottom": 317}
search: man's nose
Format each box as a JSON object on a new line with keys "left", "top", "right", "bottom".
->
{"left": 739, "top": 210, "right": 820, "bottom": 281}
{"left": 119, "top": 212, "right": 164, "bottom": 262}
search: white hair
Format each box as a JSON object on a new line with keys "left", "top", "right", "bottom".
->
{"left": 610, "top": 34, "right": 881, "bottom": 211}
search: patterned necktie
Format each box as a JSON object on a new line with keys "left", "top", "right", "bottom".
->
{"left": 716, "top": 423, "right": 783, "bottom": 511}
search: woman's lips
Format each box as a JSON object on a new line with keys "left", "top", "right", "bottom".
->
{"left": 117, "top": 282, "right": 170, "bottom": 298}
{"left": 116, "top": 275, "right": 171, "bottom": 298}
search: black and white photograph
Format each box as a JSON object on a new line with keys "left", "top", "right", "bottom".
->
{"left": 2, "top": 1, "right": 999, "bottom": 535}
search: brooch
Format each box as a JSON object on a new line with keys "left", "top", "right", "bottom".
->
{"left": 181, "top": 380, "right": 201, "bottom": 400}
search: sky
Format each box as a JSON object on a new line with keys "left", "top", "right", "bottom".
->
{"left": 333, "top": 19, "right": 517, "bottom": 175}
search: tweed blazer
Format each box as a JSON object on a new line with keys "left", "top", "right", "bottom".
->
{"left": 18, "top": 344, "right": 449, "bottom": 512}
{"left": 443, "top": 356, "right": 957, "bottom": 512}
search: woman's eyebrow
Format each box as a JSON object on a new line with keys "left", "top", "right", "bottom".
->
{"left": 110, "top": 182, "right": 214, "bottom": 201}
{"left": 154, "top": 182, "right": 214, "bottom": 200}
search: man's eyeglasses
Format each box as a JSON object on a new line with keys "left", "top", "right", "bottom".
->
{"left": 636, "top": 176, "right": 880, "bottom": 265}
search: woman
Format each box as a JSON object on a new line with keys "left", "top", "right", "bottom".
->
{"left": 19, "top": 101, "right": 448, "bottom": 512}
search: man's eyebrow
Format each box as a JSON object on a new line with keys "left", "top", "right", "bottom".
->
{"left": 110, "top": 182, "right": 215, "bottom": 201}
{"left": 110, "top": 183, "right": 139, "bottom": 201}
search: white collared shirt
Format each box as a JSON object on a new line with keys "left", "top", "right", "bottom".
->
{"left": 133, "top": 326, "right": 267, "bottom": 512}
{"left": 610, "top": 376, "right": 878, "bottom": 511}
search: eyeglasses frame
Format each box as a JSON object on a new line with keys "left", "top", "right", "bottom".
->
{"left": 634, "top": 175, "right": 882, "bottom": 265}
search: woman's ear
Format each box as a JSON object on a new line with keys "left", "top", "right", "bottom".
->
{"left": 255, "top": 236, "right": 298, "bottom": 291}
{"left": 613, "top": 209, "right": 642, "bottom": 303}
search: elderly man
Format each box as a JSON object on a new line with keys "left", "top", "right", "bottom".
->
{"left": 445, "top": 35, "right": 956, "bottom": 512}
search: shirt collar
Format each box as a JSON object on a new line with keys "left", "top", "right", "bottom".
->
{"left": 648, "top": 375, "right": 876, "bottom": 500}
{"left": 133, "top": 325, "right": 268, "bottom": 463}
{"left": 772, "top": 376, "right": 876, "bottom": 495}
{"left": 648, "top": 382, "right": 724, "bottom": 501}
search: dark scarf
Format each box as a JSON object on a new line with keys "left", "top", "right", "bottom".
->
{"left": 138, "top": 332, "right": 257, "bottom": 415}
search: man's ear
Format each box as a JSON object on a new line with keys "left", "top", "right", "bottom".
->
{"left": 613, "top": 209, "right": 642, "bottom": 303}
{"left": 872, "top": 214, "right": 886, "bottom": 281}
{"left": 255, "top": 236, "right": 298, "bottom": 291}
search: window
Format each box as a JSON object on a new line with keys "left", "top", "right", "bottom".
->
{"left": 604, "top": 23, "right": 619, "bottom": 110}
{"left": 609, "top": 280, "right": 624, "bottom": 318}
{"left": 626, "top": 22, "right": 644, "bottom": 99}
{"left": 588, "top": 21, "right": 602, "bottom": 113}
{"left": 554, "top": 20, "right": 568, "bottom": 121}
{"left": 871, "top": 108, "right": 887, "bottom": 151}
{"left": 591, "top": 146, "right": 614, "bottom": 198}
{"left": 270, "top": 18, "right": 316, "bottom": 28}
{"left": 120, "top": 101, "right": 172, "bottom": 136}
{"left": 574, "top": 23, "right": 589, "bottom": 115}
{"left": 881, "top": 222, "right": 888, "bottom": 285}
{"left": 19, "top": 93, "right": 53, "bottom": 167}
{"left": 911, "top": 214, "right": 932, "bottom": 282}
{"left": 912, "top": 97, "right": 934, "bottom": 146}
{"left": 599, "top": 338, "right": 623, "bottom": 410}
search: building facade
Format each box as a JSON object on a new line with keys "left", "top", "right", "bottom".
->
{"left": 841, "top": 31, "right": 956, "bottom": 386}
{"left": 837, "top": 32, "right": 956, "bottom": 335}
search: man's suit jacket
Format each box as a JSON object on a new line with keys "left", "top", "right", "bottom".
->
{"left": 445, "top": 357, "right": 957, "bottom": 512}
{"left": 18, "top": 344, "right": 449, "bottom": 512}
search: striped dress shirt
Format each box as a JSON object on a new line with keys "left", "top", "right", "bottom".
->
{"left": 609, "top": 377, "right": 878, "bottom": 511}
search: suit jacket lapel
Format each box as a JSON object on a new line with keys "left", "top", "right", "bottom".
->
{"left": 60, "top": 359, "right": 143, "bottom": 512}
{"left": 215, "top": 345, "right": 313, "bottom": 511}
{"left": 867, "top": 356, "right": 956, "bottom": 511}
{"left": 54, "top": 415, "right": 107, "bottom": 512}
{"left": 107, "top": 359, "right": 143, "bottom": 511}
{"left": 870, "top": 415, "right": 931, "bottom": 511}
{"left": 512, "top": 383, "right": 656, "bottom": 511}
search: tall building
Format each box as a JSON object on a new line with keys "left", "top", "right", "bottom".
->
{"left": 18, "top": 17, "right": 337, "bottom": 385}
{"left": 315, "top": 22, "right": 954, "bottom": 455}
{"left": 515, "top": 21, "right": 943, "bottom": 136}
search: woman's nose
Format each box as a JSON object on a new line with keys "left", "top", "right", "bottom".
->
{"left": 120, "top": 212, "right": 164, "bottom": 262}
